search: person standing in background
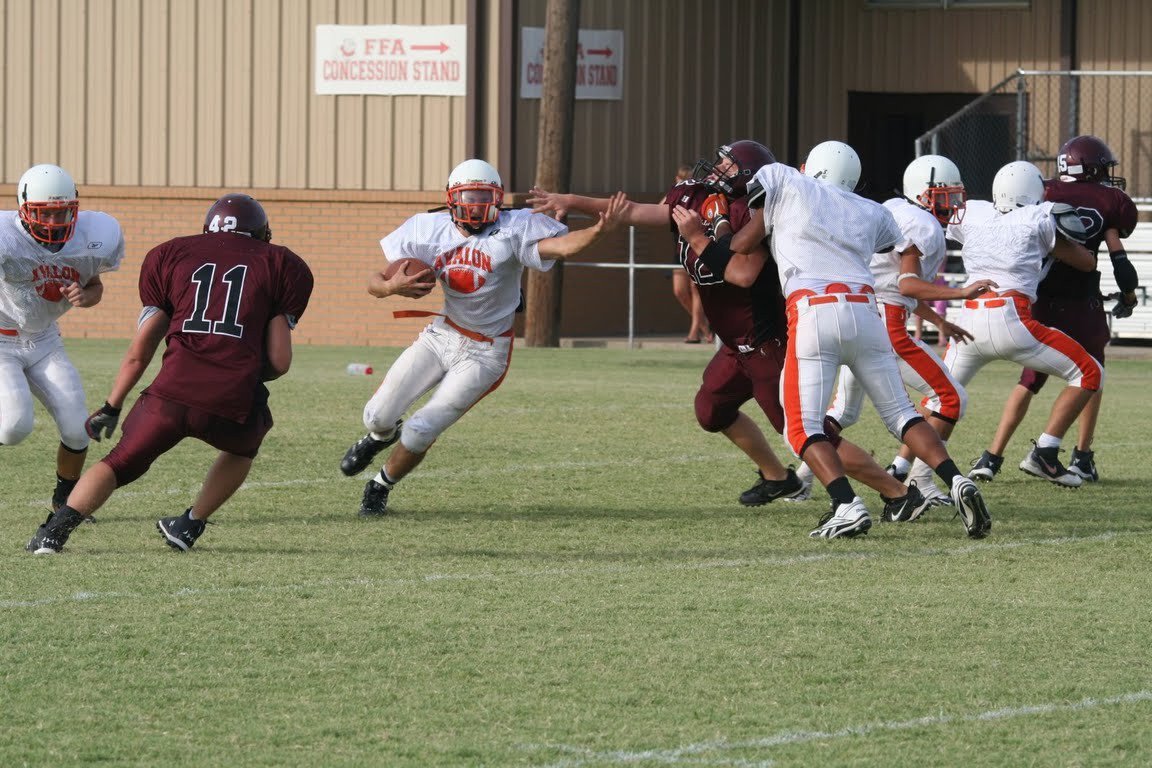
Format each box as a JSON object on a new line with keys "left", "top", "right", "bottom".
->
{"left": 669, "top": 164, "right": 712, "bottom": 343}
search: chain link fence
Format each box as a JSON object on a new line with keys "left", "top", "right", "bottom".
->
{"left": 915, "top": 70, "right": 1152, "bottom": 203}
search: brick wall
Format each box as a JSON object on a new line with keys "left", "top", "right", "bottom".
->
{"left": 56, "top": 187, "right": 687, "bottom": 346}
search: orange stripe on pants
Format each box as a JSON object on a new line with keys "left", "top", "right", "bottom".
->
{"left": 883, "top": 303, "right": 965, "bottom": 421}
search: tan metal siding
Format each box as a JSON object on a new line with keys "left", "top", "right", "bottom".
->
{"left": 113, "top": 0, "right": 141, "bottom": 185}
{"left": 796, "top": 0, "right": 1063, "bottom": 153}
{"left": 252, "top": 0, "right": 283, "bottom": 189}
{"left": 1076, "top": 0, "right": 1152, "bottom": 194}
{"left": 224, "top": 0, "right": 254, "bottom": 188}
{"left": 196, "top": 0, "right": 225, "bottom": 188}
{"left": 60, "top": 0, "right": 88, "bottom": 177}
{"left": 85, "top": 0, "right": 114, "bottom": 184}
{"left": 169, "top": 0, "right": 197, "bottom": 185}
{"left": 140, "top": 0, "right": 168, "bottom": 187}
{"left": 514, "top": 0, "right": 790, "bottom": 196}
{"left": 280, "top": 0, "right": 311, "bottom": 189}
{"left": 5, "top": 1, "right": 33, "bottom": 179}
{"left": 32, "top": 1, "right": 62, "bottom": 164}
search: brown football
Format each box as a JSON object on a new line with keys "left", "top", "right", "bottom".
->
{"left": 383, "top": 258, "right": 430, "bottom": 280}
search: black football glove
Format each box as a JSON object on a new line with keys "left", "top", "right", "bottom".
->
{"left": 85, "top": 402, "right": 122, "bottom": 441}
{"left": 1112, "top": 295, "right": 1138, "bottom": 319}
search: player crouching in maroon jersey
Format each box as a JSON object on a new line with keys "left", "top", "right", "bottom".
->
{"left": 27, "top": 194, "right": 314, "bottom": 554}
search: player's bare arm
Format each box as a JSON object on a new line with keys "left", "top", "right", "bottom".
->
{"left": 64, "top": 275, "right": 104, "bottom": 308}
{"left": 527, "top": 187, "right": 667, "bottom": 228}
{"left": 537, "top": 192, "right": 628, "bottom": 259}
{"left": 894, "top": 248, "right": 997, "bottom": 300}
{"left": 912, "top": 300, "right": 975, "bottom": 344}
{"left": 263, "top": 315, "right": 293, "bottom": 381}
{"left": 368, "top": 260, "right": 435, "bottom": 299}
{"left": 105, "top": 309, "right": 170, "bottom": 410}
{"left": 1050, "top": 235, "right": 1095, "bottom": 272}
{"left": 729, "top": 208, "right": 767, "bottom": 255}
{"left": 671, "top": 205, "right": 766, "bottom": 287}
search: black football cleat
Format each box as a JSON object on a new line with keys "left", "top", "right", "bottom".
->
{"left": 880, "top": 482, "right": 931, "bottom": 523}
{"left": 739, "top": 467, "right": 806, "bottom": 506}
{"left": 359, "top": 480, "right": 392, "bottom": 517}
{"left": 340, "top": 419, "right": 403, "bottom": 476}
{"left": 26, "top": 508, "right": 85, "bottom": 554}
{"left": 157, "top": 508, "right": 207, "bottom": 552}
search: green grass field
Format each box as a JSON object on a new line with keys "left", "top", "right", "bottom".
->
{"left": 3, "top": 339, "right": 1151, "bottom": 767}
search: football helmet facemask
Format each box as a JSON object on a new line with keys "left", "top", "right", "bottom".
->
{"left": 692, "top": 140, "right": 776, "bottom": 199}
{"left": 1057, "top": 134, "right": 1126, "bottom": 189}
{"left": 204, "top": 193, "right": 271, "bottom": 241}
{"left": 903, "top": 154, "right": 966, "bottom": 226}
{"left": 447, "top": 159, "right": 504, "bottom": 233}
{"left": 17, "top": 164, "right": 79, "bottom": 246}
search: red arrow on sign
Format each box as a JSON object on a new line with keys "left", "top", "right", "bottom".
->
{"left": 412, "top": 42, "right": 450, "bottom": 53}
{"left": 587, "top": 47, "right": 613, "bottom": 57}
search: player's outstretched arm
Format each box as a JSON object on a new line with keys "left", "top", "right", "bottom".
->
{"left": 912, "top": 301, "right": 974, "bottom": 345}
{"left": 895, "top": 249, "right": 997, "bottom": 300}
{"left": 527, "top": 186, "right": 668, "bottom": 228}
{"left": 537, "top": 192, "right": 627, "bottom": 260}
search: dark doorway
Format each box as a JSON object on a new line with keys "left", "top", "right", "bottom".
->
{"left": 847, "top": 92, "right": 1017, "bottom": 203}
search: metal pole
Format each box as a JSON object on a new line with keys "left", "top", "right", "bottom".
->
{"left": 627, "top": 225, "right": 636, "bottom": 350}
{"left": 1068, "top": 72, "right": 1079, "bottom": 139}
{"left": 1016, "top": 73, "right": 1027, "bottom": 160}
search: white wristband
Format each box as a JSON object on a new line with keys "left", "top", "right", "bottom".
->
{"left": 897, "top": 272, "right": 920, "bottom": 284}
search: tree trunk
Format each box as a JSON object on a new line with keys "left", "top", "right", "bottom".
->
{"left": 524, "top": 0, "right": 580, "bottom": 347}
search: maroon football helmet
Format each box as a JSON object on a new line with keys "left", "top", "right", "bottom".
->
{"left": 203, "top": 193, "right": 271, "bottom": 241}
{"left": 1057, "top": 135, "right": 1126, "bottom": 190}
{"left": 692, "top": 140, "right": 776, "bottom": 198}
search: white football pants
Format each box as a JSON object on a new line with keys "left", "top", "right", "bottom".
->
{"left": 927, "top": 296, "right": 1103, "bottom": 413}
{"left": 362, "top": 318, "right": 513, "bottom": 454}
{"left": 829, "top": 302, "right": 967, "bottom": 429}
{"left": 0, "top": 326, "right": 89, "bottom": 450}
{"left": 782, "top": 292, "right": 921, "bottom": 456}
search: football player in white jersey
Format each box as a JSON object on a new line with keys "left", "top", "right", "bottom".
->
{"left": 931, "top": 161, "right": 1101, "bottom": 487}
{"left": 0, "top": 164, "right": 124, "bottom": 515}
{"left": 339, "top": 159, "right": 625, "bottom": 515}
{"left": 820, "top": 155, "right": 998, "bottom": 506}
{"left": 732, "top": 142, "right": 991, "bottom": 539}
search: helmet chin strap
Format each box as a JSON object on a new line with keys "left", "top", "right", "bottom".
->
{"left": 459, "top": 220, "right": 493, "bottom": 235}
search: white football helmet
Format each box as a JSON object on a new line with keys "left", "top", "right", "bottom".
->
{"left": 802, "top": 141, "right": 861, "bottom": 192}
{"left": 17, "top": 164, "right": 79, "bottom": 245}
{"left": 992, "top": 161, "right": 1045, "bottom": 213}
{"left": 903, "top": 154, "right": 966, "bottom": 225}
{"left": 446, "top": 159, "right": 504, "bottom": 232}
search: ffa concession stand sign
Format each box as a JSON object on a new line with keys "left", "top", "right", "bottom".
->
{"left": 520, "top": 28, "right": 624, "bottom": 101}
{"left": 315, "top": 25, "right": 467, "bottom": 96}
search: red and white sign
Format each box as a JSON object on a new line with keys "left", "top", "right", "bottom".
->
{"left": 520, "top": 28, "right": 623, "bottom": 101}
{"left": 315, "top": 24, "right": 467, "bottom": 96}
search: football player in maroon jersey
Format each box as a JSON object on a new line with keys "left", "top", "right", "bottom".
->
{"left": 970, "top": 135, "right": 1138, "bottom": 484}
{"left": 27, "top": 193, "right": 314, "bottom": 554}
{"left": 529, "top": 141, "right": 931, "bottom": 524}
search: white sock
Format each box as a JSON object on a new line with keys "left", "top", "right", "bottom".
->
{"left": 373, "top": 470, "right": 396, "bottom": 488}
{"left": 890, "top": 456, "right": 912, "bottom": 475}
{"left": 1036, "top": 433, "right": 1061, "bottom": 449}
{"left": 370, "top": 427, "right": 395, "bottom": 443}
